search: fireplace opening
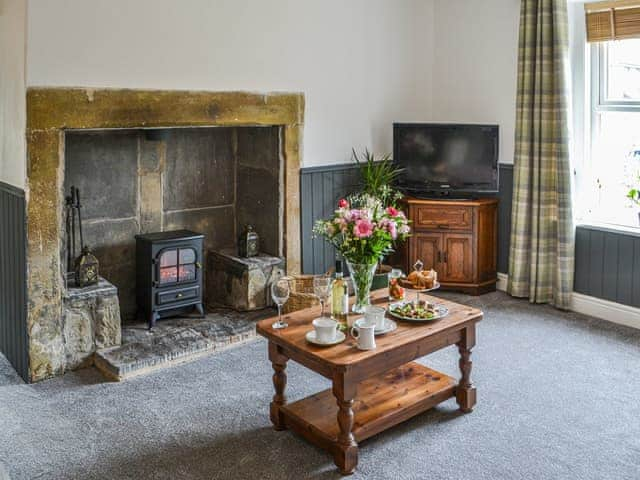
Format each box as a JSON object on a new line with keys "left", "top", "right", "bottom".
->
{"left": 63, "top": 126, "right": 283, "bottom": 322}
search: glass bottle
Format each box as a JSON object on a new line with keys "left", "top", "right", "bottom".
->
{"left": 331, "top": 260, "right": 349, "bottom": 327}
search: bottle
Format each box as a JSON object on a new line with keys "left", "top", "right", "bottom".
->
{"left": 331, "top": 260, "right": 349, "bottom": 327}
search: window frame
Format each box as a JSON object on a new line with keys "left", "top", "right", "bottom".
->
{"left": 580, "top": 40, "right": 640, "bottom": 230}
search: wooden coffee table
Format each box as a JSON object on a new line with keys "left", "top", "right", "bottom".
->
{"left": 256, "top": 289, "right": 482, "bottom": 475}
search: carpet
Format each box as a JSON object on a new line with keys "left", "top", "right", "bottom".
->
{"left": 0, "top": 291, "right": 639, "bottom": 479}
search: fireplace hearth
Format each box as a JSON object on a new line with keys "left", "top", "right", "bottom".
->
{"left": 136, "top": 230, "right": 205, "bottom": 329}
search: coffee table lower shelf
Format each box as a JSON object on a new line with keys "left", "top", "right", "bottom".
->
{"left": 279, "top": 362, "right": 456, "bottom": 453}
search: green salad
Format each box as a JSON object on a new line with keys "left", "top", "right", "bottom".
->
{"left": 390, "top": 302, "right": 436, "bottom": 320}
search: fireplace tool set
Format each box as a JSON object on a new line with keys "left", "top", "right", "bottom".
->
{"left": 65, "top": 186, "right": 99, "bottom": 287}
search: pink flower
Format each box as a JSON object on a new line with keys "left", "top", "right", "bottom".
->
{"left": 399, "top": 224, "right": 410, "bottom": 235}
{"left": 388, "top": 221, "right": 398, "bottom": 240}
{"left": 386, "top": 206, "right": 399, "bottom": 217}
{"left": 338, "top": 198, "right": 349, "bottom": 209}
{"left": 354, "top": 219, "right": 374, "bottom": 238}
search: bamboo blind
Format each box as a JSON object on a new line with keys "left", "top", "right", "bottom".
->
{"left": 585, "top": 1, "right": 640, "bottom": 42}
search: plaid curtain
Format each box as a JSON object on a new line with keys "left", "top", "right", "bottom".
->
{"left": 507, "top": 0, "right": 574, "bottom": 309}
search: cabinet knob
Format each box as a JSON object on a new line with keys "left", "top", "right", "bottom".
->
{"left": 443, "top": 252, "right": 448, "bottom": 263}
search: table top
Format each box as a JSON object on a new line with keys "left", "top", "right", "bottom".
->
{"left": 257, "top": 289, "right": 482, "bottom": 369}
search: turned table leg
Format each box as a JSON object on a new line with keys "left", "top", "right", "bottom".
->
{"left": 269, "top": 342, "right": 288, "bottom": 431}
{"left": 333, "top": 373, "right": 358, "bottom": 475}
{"left": 456, "top": 325, "right": 477, "bottom": 413}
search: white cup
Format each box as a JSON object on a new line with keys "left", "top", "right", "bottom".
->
{"left": 351, "top": 322, "right": 376, "bottom": 350}
{"left": 312, "top": 317, "right": 339, "bottom": 343}
{"left": 365, "top": 305, "right": 386, "bottom": 330}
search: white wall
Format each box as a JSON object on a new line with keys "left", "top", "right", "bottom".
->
{"left": 0, "top": 0, "right": 27, "bottom": 188}
{"left": 432, "top": 0, "right": 520, "bottom": 164}
{"left": 27, "top": 0, "right": 435, "bottom": 167}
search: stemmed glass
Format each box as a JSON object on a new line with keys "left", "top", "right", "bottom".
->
{"left": 313, "top": 275, "right": 332, "bottom": 318}
{"left": 271, "top": 278, "right": 291, "bottom": 329}
{"left": 413, "top": 259, "right": 424, "bottom": 304}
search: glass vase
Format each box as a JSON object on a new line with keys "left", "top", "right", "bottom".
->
{"left": 346, "top": 260, "right": 378, "bottom": 314}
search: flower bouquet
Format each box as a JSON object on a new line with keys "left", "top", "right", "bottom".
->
{"left": 313, "top": 194, "right": 410, "bottom": 313}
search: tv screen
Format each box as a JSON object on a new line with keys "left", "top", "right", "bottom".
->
{"left": 393, "top": 123, "right": 499, "bottom": 194}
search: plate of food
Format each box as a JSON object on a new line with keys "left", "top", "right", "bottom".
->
{"left": 387, "top": 300, "right": 449, "bottom": 322}
{"left": 395, "top": 260, "right": 440, "bottom": 302}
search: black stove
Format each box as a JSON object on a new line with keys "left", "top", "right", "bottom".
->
{"left": 135, "top": 230, "right": 205, "bottom": 329}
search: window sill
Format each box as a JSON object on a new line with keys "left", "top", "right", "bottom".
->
{"left": 576, "top": 222, "right": 640, "bottom": 238}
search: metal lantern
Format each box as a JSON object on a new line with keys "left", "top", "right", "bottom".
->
{"left": 238, "top": 225, "right": 259, "bottom": 257}
{"left": 74, "top": 245, "right": 99, "bottom": 287}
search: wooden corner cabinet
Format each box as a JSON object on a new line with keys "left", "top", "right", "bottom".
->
{"left": 397, "top": 197, "right": 498, "bottom": 295}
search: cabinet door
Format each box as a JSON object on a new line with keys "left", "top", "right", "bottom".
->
{"left": 441, "top": 234, "right": 473, "bottom": 283}
{"left": 412, "top": 233, "right": 443, "bottom": 271}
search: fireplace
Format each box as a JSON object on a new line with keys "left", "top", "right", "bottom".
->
{"left": 136, "top": 230, "right": 205, "bottom": 329}
{"left": 25, "top": 88, "right": 304, "bottom": 381}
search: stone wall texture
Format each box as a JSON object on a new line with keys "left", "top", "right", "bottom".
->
{"left": 64, "top": 126, "right": 282, "bottom": 321}
{"left": 62, "top": 278, "right": 121, "bottom": 371}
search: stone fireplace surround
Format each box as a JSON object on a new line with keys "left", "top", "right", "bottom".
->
{"left": 26, "top": 88, "right": 304, "bottom": 382}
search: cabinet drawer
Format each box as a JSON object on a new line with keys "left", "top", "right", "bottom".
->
{"left": 414, "top": 205, "right": 473, "bottom": 231}
{"left": 157, "top": 286, "right": 200, "bottom": 305}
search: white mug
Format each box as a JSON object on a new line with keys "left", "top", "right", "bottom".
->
{"left": 365, "top": 305, "right": 386, "bottom": 330}
{"left": 312, "top": 317, "right": 339, "bottom": 343}
{"left": 351, "top": 322, "right": 376, "bottom": 350}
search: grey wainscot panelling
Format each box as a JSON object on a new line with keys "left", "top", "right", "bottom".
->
{"left": 301, "top": 163, "right": 514, "bottom": 275}
{"left": 300, "top": 164, "right": 361, "bottom": 274}
{"left": 574, "top": 225, "right": 640, "bottom": 308}
{"left": 497, "top": 164, "right": 513, "bottom": 274}
{"left": 0, "top": 181, "right": 29, "bottom": 381}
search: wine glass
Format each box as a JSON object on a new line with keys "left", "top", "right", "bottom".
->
{"left": 271, "top": 278, "right": 290, "bottom": 329}
{"left": 313, "top": 275, "right": 332, "bottom": 318}
{"left": 413, "top": 259, "right": 424, "bottom": 304}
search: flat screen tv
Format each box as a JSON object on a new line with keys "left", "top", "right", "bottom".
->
{"left": 393, "top": 123, "right": 499, "bottom": 196}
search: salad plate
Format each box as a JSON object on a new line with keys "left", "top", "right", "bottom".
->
{"left": 387, "top": 301, "right": 449, "bottom": 322}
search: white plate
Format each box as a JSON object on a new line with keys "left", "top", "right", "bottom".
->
{"left": 387, "top": 302, "right": 449, "bottom": 322}
{"left": 352, "top": 318, "right": 398, "bottom": 335}
{"left": 305, "top": 330, "right": 346, "bottom": 346}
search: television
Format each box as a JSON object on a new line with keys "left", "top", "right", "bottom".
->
{"left": 393, "top": 123, "right": 499, "bottom": 196}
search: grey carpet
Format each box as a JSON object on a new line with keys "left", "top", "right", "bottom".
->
{"left": 1, "top": 291, "right": 639, "bottom": 480}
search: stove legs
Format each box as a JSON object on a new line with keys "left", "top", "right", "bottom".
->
{"left": 195, "top": 303, "right": 205, "bottom": 318}
{"left": 148, "top": 312, "right": 159, "bottom": 330}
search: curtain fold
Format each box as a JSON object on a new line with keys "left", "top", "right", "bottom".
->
{"left": 508, "top": 0, "right": 574, "bottom": 309}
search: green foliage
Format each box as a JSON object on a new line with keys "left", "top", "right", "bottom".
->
{"left": 352, "top": 148, "right": 404, "bottom": 207}
{"left": 628, "top": 174, "right": 640, "bottom": 206}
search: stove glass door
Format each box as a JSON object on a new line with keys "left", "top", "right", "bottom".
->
{"left": 157, "top": 247, "right": 197, "bottom": 286}
{"left": 178, "top": 248, "right": 197, "bottom": 282}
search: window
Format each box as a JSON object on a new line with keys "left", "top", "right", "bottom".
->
{"left": 579, "top": 39, "right": 640, "bottom": 229}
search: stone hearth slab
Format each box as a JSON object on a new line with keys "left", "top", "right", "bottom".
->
{"left": 95, "top": 308, "right": 273, "bottom": 381}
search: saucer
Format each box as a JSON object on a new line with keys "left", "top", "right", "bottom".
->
{"left": 305, "top": 330, "right": 346, "bottom": 346}
{"left": 353, "top": 318, "right": 398, "bottom": 335}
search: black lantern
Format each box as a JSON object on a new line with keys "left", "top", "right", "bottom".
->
{"left": 74, "top": 246, "right": 99, "bottom": 287}
{"left": 238, "top": 225, "right": 259, "bottom": 257}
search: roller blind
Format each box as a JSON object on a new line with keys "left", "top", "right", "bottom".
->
{"left": 585, "top": 1, "right": 640, "bottom": 42}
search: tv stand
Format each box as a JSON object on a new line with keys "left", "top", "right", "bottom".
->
{"left": 394, "top": 197, "right": 498, "bottom": 295}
